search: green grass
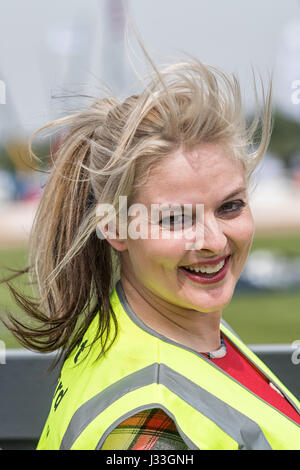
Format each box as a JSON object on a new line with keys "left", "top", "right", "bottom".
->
{"left": 0, "top": 247, "right": 31, "bottom": 348}
{"left": 223, "top": 291, "right": 300, "bottom": 344}
{"left": 225, "top": 232, "right": 300, "bottom": 344}
{"left": 251, "top": 233, "right": 300, "bottom": 258}
{"left": 0, "top": 232, "right": 300, "bottom": 348}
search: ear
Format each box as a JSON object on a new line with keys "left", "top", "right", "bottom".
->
{"left": 101, "top": 224, "right": 128, "bottom": 252}
{"left": 96, "top": 203, "right": 128, "bottom": 252}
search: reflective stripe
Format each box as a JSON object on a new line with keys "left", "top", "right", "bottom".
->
{"left": 116, "top": 280, "right": 300, "bottom": 417}
{"left": 60, "top": 363, "right": 272, "bottom": 450}
{"left": 116, "top": 281, "right": 300, "bottom": 414}
{"left": 60, "top": 364, "right": 157, "bottom": 450}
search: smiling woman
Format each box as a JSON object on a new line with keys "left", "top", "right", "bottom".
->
{"left": 1, "top": 50, "right": 300, "bottom": 450}
{"left": 109, "top": 143, "right": 255, "bottom": 353}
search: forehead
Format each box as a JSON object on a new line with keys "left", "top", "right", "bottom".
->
{"left": 138, "top": 143, "right": 246, "bottom": 205}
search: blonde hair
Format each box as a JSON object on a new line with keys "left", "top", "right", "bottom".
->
{"left": 1, "top": 57, "right": 272, "bottom": 362}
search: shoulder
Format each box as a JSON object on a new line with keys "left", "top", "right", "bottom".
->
{"left": 100, "top": 408, "right": 189, "bottom": 450}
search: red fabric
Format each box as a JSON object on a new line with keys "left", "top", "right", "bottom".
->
{"left": 204, "top": 337, "right": 300, "bottom": 425}
{"left": 130, "top": 409, "right": 182, "bottom": 450}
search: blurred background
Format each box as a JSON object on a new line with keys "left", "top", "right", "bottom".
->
{"left": 0, "top": 0, "right": 299, "bottom": 348}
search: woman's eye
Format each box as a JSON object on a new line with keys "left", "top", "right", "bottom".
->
{"left": 159, "top": 214, "right": 193, "bottom": 229}
{"left": 219, "top": 200, "right": 246, "bottom": 214}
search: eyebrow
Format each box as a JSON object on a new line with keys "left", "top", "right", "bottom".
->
{"left": 153, "top": 186, "right": 248, "bottom": 213}
{"left": 222, "top": 186, "right": 247, "bottom": 202}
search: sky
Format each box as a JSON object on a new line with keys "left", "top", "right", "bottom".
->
{"left": 0, "top": 0, "right": 300, "bottom": 139}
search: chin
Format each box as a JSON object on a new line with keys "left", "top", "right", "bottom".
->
{"left": 189, "top": 284, "right": 235, "bottom": 312}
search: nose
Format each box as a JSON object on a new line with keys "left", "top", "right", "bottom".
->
{"left": 193, "top": 214, "right": 227, "bottom": 254}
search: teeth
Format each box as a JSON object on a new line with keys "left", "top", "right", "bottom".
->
{"left": 185, "top": 259, "right": 225, "bottom": 274}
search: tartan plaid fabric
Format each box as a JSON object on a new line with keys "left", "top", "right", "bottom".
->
{"left": 100, "top": 408, "right": 189, "bottom": 450}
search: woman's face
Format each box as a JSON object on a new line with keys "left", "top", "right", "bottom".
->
{"left": 119, "top": 143, "right": 255, "bottom": 314}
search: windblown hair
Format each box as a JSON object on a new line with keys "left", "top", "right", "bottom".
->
{"left": 1, "top": 57, "right": 272, "bottom": 364}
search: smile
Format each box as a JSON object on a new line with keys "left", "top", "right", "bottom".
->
{"left": 179, "top": 256, "right": 231, "bottom": 285}
{"left": 184, "top": 259, "right": 225, "bottom": 274}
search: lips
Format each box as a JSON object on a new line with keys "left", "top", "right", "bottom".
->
{"left": 181, "top": 255, "right": 229, "bottom": 268}
{"left": 179, "top": 255, "right": 231, "bottom": 285}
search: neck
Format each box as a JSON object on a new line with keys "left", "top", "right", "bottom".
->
{"left": 120, "top": 273, "right": 222, "bottom": 354}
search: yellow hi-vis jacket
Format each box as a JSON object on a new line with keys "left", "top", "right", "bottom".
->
{"left": 37, "top": 281, "right": 300, "bottom": 450}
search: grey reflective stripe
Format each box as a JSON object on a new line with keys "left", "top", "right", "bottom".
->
{"left": 60, "top": 364, "right": 158, "bottom": 450}
{"left": 116, "top": 280, "right": 300, "bottom": 416}
{"left": 60, "top": 363, "right": 272, "bottom": 450}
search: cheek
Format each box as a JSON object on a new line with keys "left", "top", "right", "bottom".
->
{"left": 242, "top": 211, "right": 255, "bottom": 250}
{"left": 126, "top": 238, "right": 186, "bottom": 272}
{"left": 232, "top": 211, "right": 255, "bottom": 266}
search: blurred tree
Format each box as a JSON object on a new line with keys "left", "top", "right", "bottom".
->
{"left": 0, "top": 138, "right": 50, "bottom": 173}
{"left": 268, "top": 111, "right": 300, "bottom": 165}
{"left": 248, "top": 110, "right": 300, "bottom": 167}
{"left": 0, "top": 145, "right": 15, "bottom": 172}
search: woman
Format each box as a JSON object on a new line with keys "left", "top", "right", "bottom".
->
{"left": 3, "top": 59, "right": 300, "bottom": 450}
